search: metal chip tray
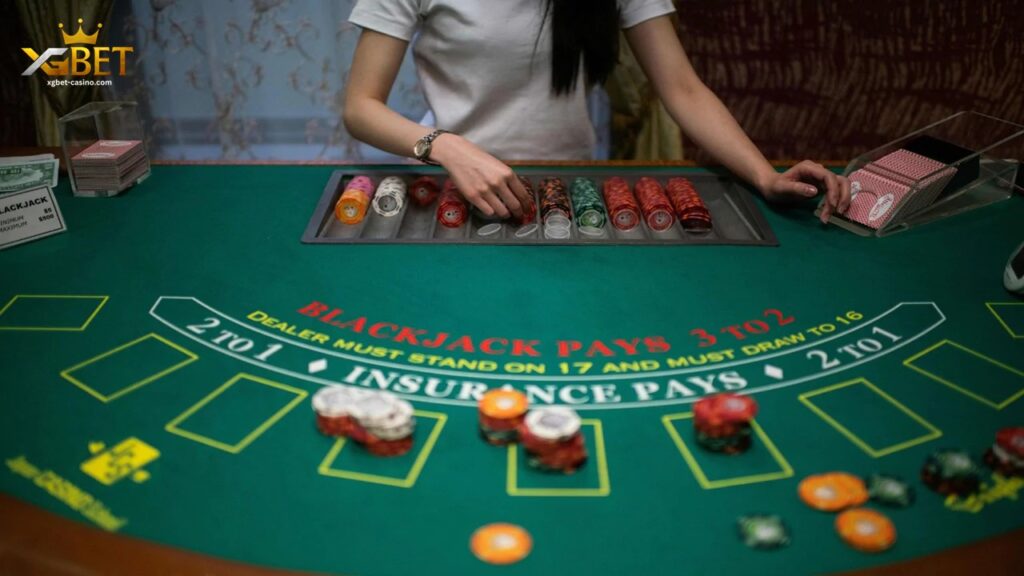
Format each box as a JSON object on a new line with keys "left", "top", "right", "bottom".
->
{"left": 302, "top": 167, "right": 778, "bottom": 246}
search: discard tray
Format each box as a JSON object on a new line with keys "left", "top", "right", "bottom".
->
{"left": 302, "top": 167, "right": 778, "bottom": 246}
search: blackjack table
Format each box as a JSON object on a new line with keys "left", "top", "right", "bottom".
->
{"left": 1, "top": 162, "right": 1022, "bottom": 575}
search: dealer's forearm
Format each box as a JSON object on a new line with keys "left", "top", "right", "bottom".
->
{"left": 342, "top": 98, "right": 433, "bottom": 159}
{"left": 661, "top": 85, "right": 778, "bottom": 194}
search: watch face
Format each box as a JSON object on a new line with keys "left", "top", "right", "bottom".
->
{"left": 414, "top": 140, "right": 430, "bottom": 159}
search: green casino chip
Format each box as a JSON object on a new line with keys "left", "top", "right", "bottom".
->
{"left": 866, "top": 473, "right": 915, "bottom": 508}
{"left": 569, "top": 177, "right": 607, "bottom": 229}
{"left": 737, "top": 514, "right": 790, "bottom": 550}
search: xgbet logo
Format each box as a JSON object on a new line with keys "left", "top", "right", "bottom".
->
{"left": 22, "top": 18, "right": 132, "bottom": 78}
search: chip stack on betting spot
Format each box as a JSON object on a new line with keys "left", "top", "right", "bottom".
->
{"left": 921, "top": 449, "right": 981, "bottom": 496}
{"left": 518, "top": 407, "right": 587, "bottom": 473}
{"left": 335, "top": 175, "right": 375, "bottom": 224}
{"left": 798, "top": 472, "right": 869, "bottom": 512}
{"left": 478, "top": 389, "right": 529, "bottom": 445}
{"left": 312, "top": 387, "right": 416, "bottom": 457}
{"left": 372, "top": 176, "right": 407, "bottom": 217}
{"left": 984, "top": 427, "right": 1024, "bottom": 477}
{"left": 736, "top": 514, "right": 790, "bottom": 550}
{"left": 692, "top": 393, "right": 758, "bottom": 454}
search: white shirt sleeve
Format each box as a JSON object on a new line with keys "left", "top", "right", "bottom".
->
{"left": 349, "top": 0, "right": 422, "bottom": 41}
{"left": 619, "top": 0, "right": 676, "bottom": 29}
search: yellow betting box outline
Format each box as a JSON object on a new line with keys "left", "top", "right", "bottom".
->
{"left": 317, "top": 410, "right": 447, "bottom": 488}
{"left": 799, "top": 378, "right": 942, "bottom": 457}
{"left": 903, "top": 339, "right": 1024, "bottom": 410}
{"left": 0, "top": 294, "right": 108, "bottom": 331}
{"left": 61, "top": 333, "right": 198, "bottom": 403}
{"left": 506, "top": 419, "right": 610, "bottom": 497}
{"left": 165, "top": 373, "right": 307, "bottom": 454}
{"left": 985, "top": 302, "right": 1024, "bottom": 339}
{"left": 662, "top": 413, "right": 792, "bottom": 490}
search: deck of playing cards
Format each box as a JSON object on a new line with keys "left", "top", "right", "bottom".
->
{"left": 839, "top": 149, "right": 956, "bottom": 230}
{"left": 70, "top": 140, "right": 150, "bottom": 197}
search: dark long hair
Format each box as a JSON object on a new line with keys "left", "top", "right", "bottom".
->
{"left": 544, "top": 0, "right": 620, "bottom": 95}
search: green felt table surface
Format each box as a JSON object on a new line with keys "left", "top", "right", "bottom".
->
{"left": 1, "top": 164, "right": 1022, "bottom": 576}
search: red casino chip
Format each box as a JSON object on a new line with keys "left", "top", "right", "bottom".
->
{"left": 602, "top": 177, "right": 641, "bottom": 231}
{"left": 694, "top": 393, "right": 758, "bottom": 427}
{"left": 516, "top": 176, "right": 538, "bottom": 225}
{"left": 539, "top": 177, "right": 571, "bottom": 223}
{"left": 666, "top": 177, "right": 713, "bottom": 233}
{"left": 364, "top": 435, "right": 414, "bottom": 457}
{"left": 996, "top": 427, "right": 1024, "bottom": 458}
{"left": 437, "top": 179, "right": 468, "bottom": 228}
{"left": 410, "top": 175, "right": 440, "bottom": 207}
{"left": 634, "top": 177, "right": 675, "bottom": 232}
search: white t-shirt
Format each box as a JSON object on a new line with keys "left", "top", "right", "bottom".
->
{"left": 349, "top": 0, "right": 675, "bottom": 160}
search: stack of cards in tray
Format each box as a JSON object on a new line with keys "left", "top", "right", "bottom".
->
{"left": 70, "top": 140, "right": 149, "bottom": 196}
{"left": 518, "top": 407, "right": 588, "bottom": 473}
{"left": 840, "top": 148, "right": 957, "bottom": 229}
{"left": 312, "top": 386, "right": 416, "bottom": 457}
{"left": 692, "top": 393, "right": 758, "bottom": 454}
{"left": 983, "top": 427, "right": 1024, "bottom": 477}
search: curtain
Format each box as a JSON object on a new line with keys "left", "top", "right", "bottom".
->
{"left": 16, "top": 0, "right": 115, "bottom": 146}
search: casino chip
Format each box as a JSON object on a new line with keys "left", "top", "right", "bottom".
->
{"left": 312, "top": 388, "right": 417, "bottom": 457}
{"left": 692, "top": 393, "right": 758, "bottom": 455}
{"left": 569, "top": 177, "right": 607, "bottom": 229}
{"left": 835, "top": 508, "right": 896, "bottom": 553}
{"left": 737, "top": 514, "right": 790, "bottom": 550}
{"left": 798, "top": 472, "right": 868, "bottom": 512}
{"left": 478, "top": 389, "right": 529, "bottom": 445}
{"left": 984, "top": 427, "right": 1024, "bottom": 477}
{"left": 602, "top": 177, "right": 641, "bottom": 231}
{"left": 470, "top": 523, "right": 532, "bottom": 565}
{"left": 865, "top": 474, "right": 915, "bottom": 508}
{"left": 666, "top": 177, "right": 713, "bottom": 234}
{"left": 921, "top": 449, "right": 981, "bottom": 496}
{"left": 634, "top": 177, "right": 675, "bottom": 232}
{"left": 372, "top": 176, "right": 407, "bottom": 217}
{"left": 518, "top": 407, "right": 588, "bottom": 474}
{"left": 334, "top": 175, "right": 375, "bottom": 225}
{"left": 437, "top": 180, "right": 468, "bottom": 228}
{"left": 409, "top": 175, "right": 440, "bottom": 207}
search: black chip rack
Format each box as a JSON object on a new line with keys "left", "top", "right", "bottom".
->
{"left": 302, "top": 166, "right": 779, "bottom": 246}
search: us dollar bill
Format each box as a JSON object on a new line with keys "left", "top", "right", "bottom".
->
{"left": 0, "top": 155, "right": 59, "bottom": 193}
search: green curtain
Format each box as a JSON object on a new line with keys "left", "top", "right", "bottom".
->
{"left": 16, "top": 0, "right": 115, "bottom": 146}
{"left": 605, "top": 32, "right": 683, "bottom": 161}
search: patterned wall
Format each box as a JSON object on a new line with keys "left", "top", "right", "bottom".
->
{"left": 675, "top": 0, "right": 1024, "bottom": 162}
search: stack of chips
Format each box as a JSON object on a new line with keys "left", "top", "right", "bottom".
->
{"left": 834, "top": 508, "right": 897, "bottom": 553}
{"left": 372, "top": 176, "right": 407, "bottom": 217}
{"left": 515, "top": 176, "right": 537, "bottom": 226}
{"left": 920, "top": 449, "right": 981, "bottom": 496}
{"left": 70, "top": 139, "right": 149, "bottom": 196}
{"left": 736, "top": 514, "right": 791, "bottom": 550}
{"left": 634, "top": 177, "right": 675, "bottom": 232}
{"left": 335, "top": 175, "right": 375, "bottom": 224}
{"left": 539, "top": 177, "right": 572, "bottom": 239}
{"left": 666, "top": 177, "right": 713, "bottom": 233}
{"left": 692, "top": 393, "right": 758, "bottom": 454}
{"left": 569, "top": 177, "right": 607, "bottom": 231}
{"left": 798, "top": 472, "right": 869, "bottom": 512}
{"left": 517, "top": 407, "right": 588, "bottom": 473}
{"left": 478, "top": 389, "right": 529, "bottom": 445}
{"left": 983, "top": 427, "right": 1024, "bottom": 477}
{"left": 312, "top": 387, "right": 416, "bottom": 457}
{"left": 437, "top": 179, "right": 468, "bottom": 228}
{"left": 865, "top": 473, "right": 915, "bottom": 508}
{"left": 602, "top": 177, "right": 641, "bottom": 231}
{"left": 409, "top": 175, "right": 440, "bottom": 207}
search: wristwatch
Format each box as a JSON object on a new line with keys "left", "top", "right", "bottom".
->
{"left": 413, "top": 129, "right": 449, "bottom": 165}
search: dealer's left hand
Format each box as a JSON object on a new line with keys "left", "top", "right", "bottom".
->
{"left": 759, "top": 160, "right": 852, "bottom": 223}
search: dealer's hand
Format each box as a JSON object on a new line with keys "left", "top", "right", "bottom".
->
{"left": 430, "top": 133, "right": 531, "bottom": 220}
{"left": 759, "top": 160, "right": 852, "bottom": 224}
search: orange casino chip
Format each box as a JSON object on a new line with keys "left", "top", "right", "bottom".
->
{"left": 480, "top": 389, "right": 529, "bottom": 420}
{"left": 830, "top": 472, "right": 870, "bottom": 507}
{"left": 470, "top": 523, "right": 533, "bottom": 565}
{"left": 799, "top": 473, "right": 856, "bottom": 512}
{"left": 835, "top": 508, "right": 897, "bottom": 553}
{"left": 335, "top": 188, "right": 371, "bottom": 224}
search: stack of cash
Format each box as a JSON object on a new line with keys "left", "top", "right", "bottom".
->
{"left": 0, "top": 154, "right": 59, "bottom": 194}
